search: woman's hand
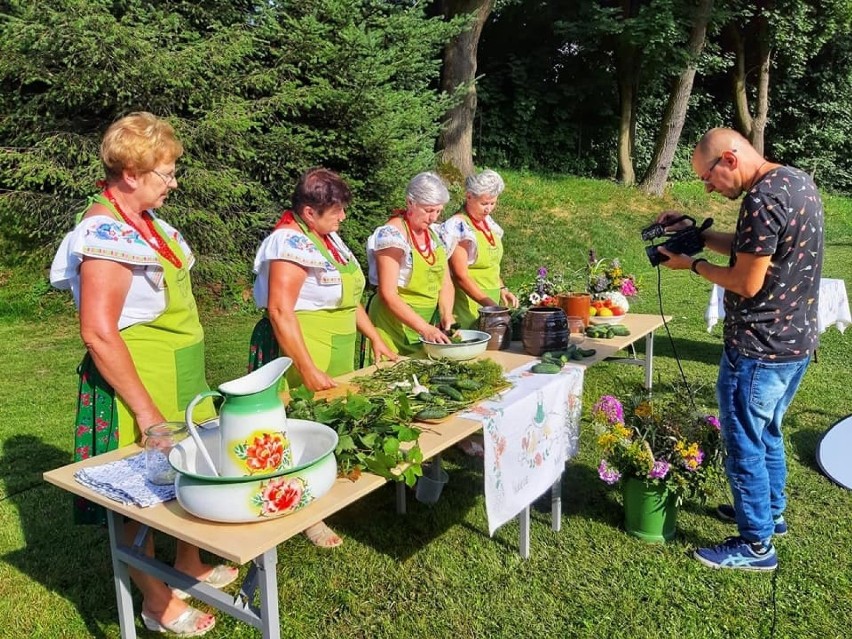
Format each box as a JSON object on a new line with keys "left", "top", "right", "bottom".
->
{"left": 301, "top": 366, "right": 337, "bottom": 392}
{"left": 500, "top": 288, "right": 519, "bottom": 309}
{"left": 371, "top": 338, "right": 400, "bottom": 364}
{"left": 421, "top": 324, "right": 452, "bottom": 344}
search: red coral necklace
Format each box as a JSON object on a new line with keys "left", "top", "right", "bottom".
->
{"left": 467, "top": 209, "right": 495, "bottom": 246}
{"left": 404, "top": 217, "right": 436, "bottom": 265}
{"left": 103, "top": 189, "right": 182, "bottom": 268}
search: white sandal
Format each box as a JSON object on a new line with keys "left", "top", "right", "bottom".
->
{"left": 141, "top": 606, "right": 215, "bottom": 636}
{"left": 304, "top": 521, "right": 343, "bottom": 548}
{"left": 172, "top": 564, "right": 239, "bottom": 600}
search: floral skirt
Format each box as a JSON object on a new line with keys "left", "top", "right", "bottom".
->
{"left": 73, "top": 353, "right": 120, "bottom": 525}
{"left": 248, "top": 316, "right": 281, "bottom": 373}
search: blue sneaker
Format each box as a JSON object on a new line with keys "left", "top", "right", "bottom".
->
{"left": 693, "top": 536, "right": 777, "bottom": 571}
{"left": 716, "top": 504, "right": 788, "bottom": 536}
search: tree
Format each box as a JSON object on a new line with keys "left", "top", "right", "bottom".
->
{"left": 640, "top": 0, "right": 714, "bottom": 195}
{"left": 0, "top": 0, "right": 456, "bottom": 280}
{"left": 436, "top": 0, "right": 495, "bottom": 179}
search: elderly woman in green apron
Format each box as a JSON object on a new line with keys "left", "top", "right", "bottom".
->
{"left": 440, "top": 169, "right": 518, "bottom": 329}
{"left": 366, "top": 172, "right": 456, "bottom": 357}
{"left": 50, "top": 113, "right": 234, "bottom": 637}
{"left": 248, "top": 167, "right": 396, "bottom": 548}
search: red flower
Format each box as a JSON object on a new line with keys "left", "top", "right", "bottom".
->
{"left": 76, "top": 425, "right": 91, "bottom": 436}
{"left": 95, "top": 417, "right": 109, "bottom": 432}
{"left": 80, "top": 393, "right": 92, "bottom": 407}
{"left": 534, "top": 452, "right": 543, "bottom": 466}
{"left": 245, "top": 433, "right": 286, "bottom": 472}
{"left": 260, "top": 477, "right": 303, "bottom": 516}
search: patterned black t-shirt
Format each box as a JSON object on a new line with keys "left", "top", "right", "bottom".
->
{"left": 723, "top": 166, "right": 824, "bottom": 360}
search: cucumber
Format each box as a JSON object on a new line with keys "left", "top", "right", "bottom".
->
{"left": 430, "top": 375, "right": 458, "bottom": 384}
{"left": 610, "top": 325, "right": 631, "bottom": 336}
{"left": 531, "top": 362, "right": 562, "bottom": 374}
{"left": 416, "top": 391, "right": 433, "bottom": 401}
{"left": 454, "top": 379, "right": 482, "bottom": 391}
{"left": 436, "top": 384, "right": 464, "bottom": 400}
{"left": 578, "top": 348, "right": 597, "bottom": 357}
{"left": 569, "top": 350, "right": 584, "bottom": 360}
{"left": 415, "top": 407, "right": 450, "bottom": 420}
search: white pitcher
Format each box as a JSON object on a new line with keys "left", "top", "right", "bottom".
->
{"left": 185, "top": 357, "right": 293, "bottom": 477}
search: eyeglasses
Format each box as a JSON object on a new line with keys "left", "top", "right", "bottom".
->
{"left": 151, "top": 168, "right": 178, "bottom": 186}
{"left": 700, "top": 156, "right": 724, "bottom": 183}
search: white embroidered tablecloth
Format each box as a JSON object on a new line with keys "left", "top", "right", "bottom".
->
{"left": 706, "top": 278, "right": 851, "bottom": 334}
{"left": 460, "top": 362, "right": 584, "bottom": 535}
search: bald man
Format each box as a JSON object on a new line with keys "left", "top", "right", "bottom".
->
{"left": 655, "top": 128, "right": 824, "bottom": 571}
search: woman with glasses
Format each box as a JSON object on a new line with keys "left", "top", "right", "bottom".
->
{"left": 365, "top": 171, "right": 455, "bottom": 359}
{"left": 248, "top": 167, "right": 396, "bottom": 548}
{"left": 50, "top": 112, "right": 234, "bottom": 636}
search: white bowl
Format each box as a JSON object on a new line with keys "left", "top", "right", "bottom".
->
{"left": 589, "top": 315, "right": 626, "bottom": 325}
{"left": 169, "top": 419, "right": 338, "bottom": 523}
{"left": 421, "top": 329, "right": 491, "bottom": 361}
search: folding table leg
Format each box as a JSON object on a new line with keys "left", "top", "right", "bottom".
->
{"left": 550, "top": 475, "right": 562, "bottom": 532}
{"left": 106, "top": 511, "right": 137, "bottom": 639}
{"left": 518, "top": 506, "right": 530, "bottom": 559}
{"left": 395, "top": 482, "right": 407, "bottom": 514}
{"left": 644, "top": 332, "right": 655, "bottom": 390}
{"left": 255, "top": 548, "right": 281, "bottom": 639}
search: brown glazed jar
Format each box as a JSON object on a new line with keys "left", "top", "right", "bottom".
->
{"left": 522, "top": 306, "right": 568, "bottom": 356}
{"left": 478, "top": 305, "right": 512, "bottom": 350}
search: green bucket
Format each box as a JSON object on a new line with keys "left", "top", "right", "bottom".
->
{"left": 622, "top": 476, "right": 677, "bottom": 543}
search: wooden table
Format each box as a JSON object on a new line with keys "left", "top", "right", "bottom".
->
{"left": 43, "top": 313, "right": 668, "bottom": 639}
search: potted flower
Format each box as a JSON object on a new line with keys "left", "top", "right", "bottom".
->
{"left": 591, "top": 388, "right": 723, "bottom": 542}
{"left": 511, "top": 266, "right": 567, "bottom": 339}
{"left": 586, "top": 249, "right": 639, "bottom": 319}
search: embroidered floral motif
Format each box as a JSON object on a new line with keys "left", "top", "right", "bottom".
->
{"left": 88, "top": 221, "right": 147, "bottom": 245}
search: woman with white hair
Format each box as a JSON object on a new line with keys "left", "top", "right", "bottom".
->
{"left": 366, "top": 171, "right": 455, "bottom": 358}
{"left": 440, "top": 169, "right": 518, "bottom": 330}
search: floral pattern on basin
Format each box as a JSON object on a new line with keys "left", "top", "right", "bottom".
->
{"left": 230, "top": 430, "right": 293, "bottom": 475}
{"left": 253, "top": 476, "right": 314, "bottom": 518}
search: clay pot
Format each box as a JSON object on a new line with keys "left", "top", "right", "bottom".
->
{"left": 478, "top": 305, "right": 512, "bottom": 350}
{"left": 521, "top": 307, "right": 568, "bottom": 356}
{"left": 557, "top": 293, "right": 592, "bottom": 327}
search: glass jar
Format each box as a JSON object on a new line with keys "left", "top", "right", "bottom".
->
{"left": 144, "top": 422, "right": 188, "bottom": 485}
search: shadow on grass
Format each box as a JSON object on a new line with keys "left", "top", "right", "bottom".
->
{"left": 1, "top": 435, "right": 115, "bottom": 639}
{"left": 330, "top": 452, "right": 484, "bottom": 561}
{"left": 653, "top": 335, "right": 723, "bottom": 368}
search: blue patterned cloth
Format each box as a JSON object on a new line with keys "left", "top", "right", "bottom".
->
{"left": 74, "top": 452, "right": 175, "bottom": 507}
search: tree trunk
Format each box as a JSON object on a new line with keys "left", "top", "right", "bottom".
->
{"left": 750, "top": 17, "right": 771, "bottom": 155}
{"left": 615, "top": 43, "right": 639, "bottom": 185}
{"left": 639, "top": 0, "right": 714, "bottom": 196}
{"left": 729, "top": 25, "right": 754, "bottom": 139}
{"left": 437, "top": 0, "right": 495, "bottom": 179}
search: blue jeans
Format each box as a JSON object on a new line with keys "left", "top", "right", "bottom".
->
{"left": 716, "top": 346, "right": 810, "bottom": 542}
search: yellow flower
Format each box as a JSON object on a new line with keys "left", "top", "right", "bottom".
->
{"left": 634, "top": 402, "right": 653, "bottom": 419}
{"left": 597, "top": 433, "right": 618, "bottom": 450}
{"left": 613, "top": 423, "right": 632, "bottom": 440}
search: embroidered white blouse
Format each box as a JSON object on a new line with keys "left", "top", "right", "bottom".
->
{"left": 366, "top": 223, "right": 446, "bottom": 287}
{"left": 50, "top": 214, "right": 195, "bottom": 330}
{"left": 438, "top": 213, "right": 504, "bottom": 264}
{"left": 252, "top": 228, "right": 359, "bottom": 311}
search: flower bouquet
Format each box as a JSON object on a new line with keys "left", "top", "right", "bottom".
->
{"left": 510, "top": 266, "right": 568, "bottom": 338}
{"left": 587, "top": 249, "right": 638, "bottom": 318}
{"left": 592, "top": 388, "right": 722, "bottom": 505}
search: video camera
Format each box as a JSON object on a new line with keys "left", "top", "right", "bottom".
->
{"left": 641, "top": 215, "right": 714, "bottom": 267}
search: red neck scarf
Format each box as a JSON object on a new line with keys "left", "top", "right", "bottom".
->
{"left": 104, "top": 189, "right": 182, "bottom": 268}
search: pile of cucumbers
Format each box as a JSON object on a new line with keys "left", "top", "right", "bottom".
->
{"left": 585, "top": 323, "right": 631, "bottom": 339}
{"left": 413, "top": 374, "right": 483, "bottom": 421}
{"left": 530, "top": 344, "right": 597, "bottom": 374}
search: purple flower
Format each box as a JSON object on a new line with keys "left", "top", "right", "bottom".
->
{"left": 705, "top": 415, "right": 721, "bottom": 430}
{"left": 647, "top": 460, "right": 670, "bottom": 480}
{"left": 593, "top": 395, "right": 624, "bottom": 424}
{"left": 538, "top": 267, "right": 548, "bottom": 278}
{"left": 598, "top": 460, "right": 622, "bottom": 485}
{"left": 620, "top": 278, "right": 637, "bottom": 297}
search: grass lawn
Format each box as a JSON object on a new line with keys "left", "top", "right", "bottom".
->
{"left": 1, "top": 172, "right": 851, "bottom": 638}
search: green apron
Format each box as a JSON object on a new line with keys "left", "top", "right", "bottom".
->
{"left": 368, "top": 225, "right": 448, "bottom": 357}
{"left": 452, "top": 212, "right": 504, "bottom": 329}
{"left": 96, "top": 195, "right": 215, "bottom": 446}
{"left": 72, "top": 196, "right": 214, "bottom": 522}
{"left": 248, "top": 223, "right": 365, "bottom": 389}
